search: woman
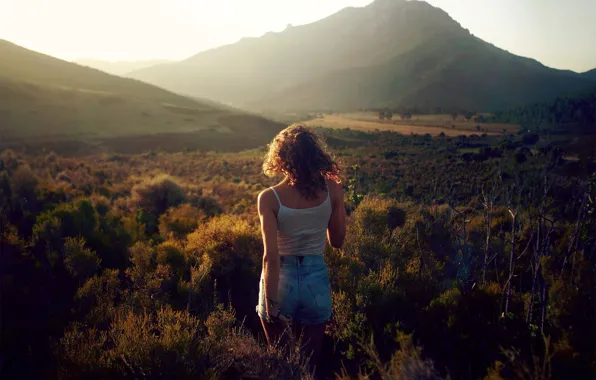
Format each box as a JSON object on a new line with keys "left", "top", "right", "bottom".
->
{"left": 256, "top": 123, "right": 346, "bottom": 369}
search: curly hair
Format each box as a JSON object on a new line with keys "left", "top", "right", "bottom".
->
{"left": 263, "top": 124, "right": 341, "bottom": 199}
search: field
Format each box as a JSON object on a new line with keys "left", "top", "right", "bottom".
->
{"left": 301, "top": 112, "right": 519, "bottom": 136}
{"left": 2, "top": 126, "right": 595, "bottom": 380}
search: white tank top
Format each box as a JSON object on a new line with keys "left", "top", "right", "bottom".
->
{"left": 270, "top": 185, "right": 332, "bottom": 256}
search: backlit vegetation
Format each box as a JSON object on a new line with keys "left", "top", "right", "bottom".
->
{"left": 1, "top": 127, "right": 595, "bottom": 379}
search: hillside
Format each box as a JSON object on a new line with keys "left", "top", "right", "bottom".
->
{"left": 128, "top": 0, "right": 596, "bottom": 113}
{"left": 583, "top": 69, "right": 596, "bottom": 80}
{"left": 74, "top": 58, "right": 173, "bottom": 76}
{"left": 0, "top": 40, "right": 283, "bottom": 154}
{"left": 259, "top": 36, "right": 596, "bottom": 113}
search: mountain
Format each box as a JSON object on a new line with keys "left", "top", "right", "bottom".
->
{"left": 583, "top": 69, "right": 596, "bottom": 80}
{"left": 128, "top": 0, "right": 596, "bottom": 113}
{"left": 74, "top": 58, "right": 173, "bottom": 76}
{"left": 0, "top": 40, "right": 283, "bottom": 154}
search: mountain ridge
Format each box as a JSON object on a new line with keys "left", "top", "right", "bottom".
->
{"left": 74, "top": 58, "right": 174, "bottom": 76}
{"left": 128, "top": 0, "right": 596, "bottom": 113}
{"left": 0, "top": 40, "right": 283, "bottom": 153}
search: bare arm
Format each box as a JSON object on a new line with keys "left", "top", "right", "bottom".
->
{"left": 327, "top": 180, "right": 346, "bottom": 248}
{"left": 258, "top": 189, "right": 280, "bottom": 318}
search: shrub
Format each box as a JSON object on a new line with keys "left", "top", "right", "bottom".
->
{"left": 0, "top": 149, "right": 19, "bottom": 172}
{"left": 346, "top": 332, "right": 440, "bottom": 380}
{"left": 57, "top": 306, "right": 312, "bottom": 380}
{"left": 11, "top": 164, "right": 38, "bottom": 199}
{"left": 75, "top": 269, "right": 120, "bottom": 326}
{"left": 63, "top": 237, "right": 101, "bottom": 283}
{"left": 89, "top": 194, "right": 111, "bottom": 217}
{"left": 57, "top": 308, "right": 213, "bottom": 380}
{"left": 159, "top": 204, "right": 206, "bottom": 239}
{"left": 351, "top": 196, "right": 407, "bottom": 241}
{"left": 156, "top": 240, "right": 186, "bottom": 275}
{"left": 56, "top": 171, "right": 72, "bottom": 184}
{"left": 33, "top": 199, "right": 99, "bottom": 253}
{"left": 133, "top": 174, "right": 187, "bottom": 213}
{"left": 133, "top": 175, "right": 187, "bottom": 234}
{"left": 184, "top": 215, "right": 261, "bottom": 316}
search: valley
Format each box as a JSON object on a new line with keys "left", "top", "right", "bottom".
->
{"left": 1, "top": 0, "right": 595, "bottom": 379}
{"left": 301, "top": 112, "right": 519, "bottom": 136}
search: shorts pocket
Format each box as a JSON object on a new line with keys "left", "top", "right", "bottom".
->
{"left": 307, "top": 280, "right": 331, "bottom": 309}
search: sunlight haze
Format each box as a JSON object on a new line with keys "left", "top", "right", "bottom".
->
{"left": 1, "top": 0, "right": 595, "bottom": 72}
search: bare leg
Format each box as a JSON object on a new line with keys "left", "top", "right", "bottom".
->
{"left": 294, "top": 322, "right": 326, "bottom": 374}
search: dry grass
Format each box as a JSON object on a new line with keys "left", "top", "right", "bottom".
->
{"left": 301, "top": 113, "right": 518, "bottom": 136}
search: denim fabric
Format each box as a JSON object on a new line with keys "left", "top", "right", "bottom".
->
{"left": 256, "top": 255, "right": 332, "bottom": 325}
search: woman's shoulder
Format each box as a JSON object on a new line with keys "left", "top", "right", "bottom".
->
{"left": 258, "top": 187, "right": 275, "bottom": 203}
{"left": 258, "top": 186, "right": 281, "bottom": 210}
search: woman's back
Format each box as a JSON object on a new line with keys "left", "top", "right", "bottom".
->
{"left": 270, "top": 183, "right": 332, "bottom": 257}
{"left": 256, "top": 124, "right": 346, "bottom": 373}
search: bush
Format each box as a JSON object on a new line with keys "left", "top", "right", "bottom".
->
{"left": 57, "top": 308, "right": 213, "bottom": 380}
{"left": 75, "top": 269, "right": 120, "bottom": 326}
{"left": 11, "top": 164, "right": 38, "bottom": 199}
{"left": 132, "top": 174, "right": 187, "bottom": 214}
{"left": 57, "top": 306, "right": 312, "bottom": 380}
{"left": 184, "top": 215, "right": 261, "bottom": 317}
{"left": 63, "top": 237, "right": 101, "bottom": 283}
{"left": 349, "top": 196, "right": 407, "bottom": 241}
{"left": 337, "top": 332, "right": 440, "bottom": 380}
{"left": 159, "top": 204, "right": 206, "bottom": 239}
{"left": 132, "top": 174, "right": 187, "bottom": 233}
{"left": 33, "top": 199, "right": 99, "bottom": 252}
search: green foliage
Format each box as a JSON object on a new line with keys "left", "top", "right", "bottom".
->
{"left": 75, "top": 269, "right": 121, "bottom": 326}
{"left": 493, "top": 88, "right": 596, "bottom": 133}
{"left": 11, "top": 164, "right": 38, "bottom": 200}
{"left": 57, "top": 308, "right": 214, "bottom": 380}
{"left": 62, "top": 237, "right": 101, "bottom": 282}
{"left": 33, "top": 198, "right": 98, "bottom": 251}
{"left": 337, "top": 332, "right": 441, "bottom": 380}
{"left": 158, "top": 204, "right": 205, "bottom": 239}
{"left": 133, "top": 175, "right": 187, "bottom": 233}
{"left": 3, "top": 129, "right": 596, "bottom": 379}
{"left": 0, "top": 40, "right": 286, "bottom": 152}
{"left": 57, "top": 306, "right": 311, "bottom": 380}
{"left": 349, "top": 196, "right": 406, "bottom": 242}
{"left": 133, "top": 174, "right": 187, "bottom": 215}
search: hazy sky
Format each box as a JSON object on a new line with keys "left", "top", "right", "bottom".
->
{"left": 1, "top": 0, "right": 594, "bottom": 72}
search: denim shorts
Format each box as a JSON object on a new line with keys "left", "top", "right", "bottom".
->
{"left": 256, "top": 255, "right": 332, "bottom": 325}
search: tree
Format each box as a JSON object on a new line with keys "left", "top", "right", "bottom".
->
{"left": 378, "top": 111, "right": 386, "bottom": 120}
{"left": 464, "top": 111, "right": 476, "bottom": 121}
{"left": 451, "top": 112, "right": 458, "bottom": 121}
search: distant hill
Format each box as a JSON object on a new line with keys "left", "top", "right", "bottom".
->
{"left": 583, "top": 69, "right": 596, "bottom": 80}
{"left": 0, "top": 40, "right": 283, "bottom": 154}
{"left": 74, "top": 58, "right": 173, "bottom": 76}
{"left": 128, "top": 0, "right": 596, "bottom": 114}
